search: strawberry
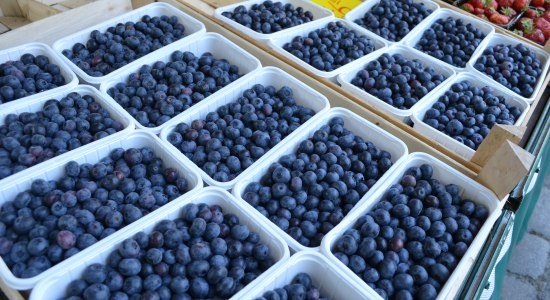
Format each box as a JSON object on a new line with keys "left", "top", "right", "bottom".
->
{"left": 517, "top": 18, "right": 534, "bottom": 31}
{"left": 497, "top": 0, "right": 515, "bottom": 7}
{"left": 484, "top": 0, "right": 499, "bottom": 9}
{"left": 501, "top": 7, "right": 518, "bottom": 17}
{"left": 490, "top": 12, "right": 511, "bottom": 24}
{"left": 462, "top": 3, "right": 476, "bottom": 13}
{"left": 543, "top": 11, "right": 550, "bottom": 21}
{"left": 485, "top": 7, "right": 497, "bottom": 17}
{"left": 512, "top": 29, "right": 524, "bottom": 36}
{"left": 470, "top": 0, "right": 485, "bottom": 9}
{"left": 544, "top": 29, "right": 550, "bottom": 39}
{"left": 531, "top": 0, "right": 545, "bottom": 8}
{"left": 535, "top": 17, "right": 550, "bottom": 30}
{"left": 525, "top": 28, "right": 546, "bottom": 44}
{"left": 512, "top": 0, "right": 530, "bottom": 12}
{"left": 524, "top": 9, "right": 539, "bottom": 19}
{"left": 474, "top": 7, "right": 486, "bottom": 15}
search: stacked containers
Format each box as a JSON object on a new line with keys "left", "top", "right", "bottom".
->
{"left": 52, "top": 2, "right": 206, "bottom": 85}
{"left": 159, "top": 67, "right": 330, "bottom": 189}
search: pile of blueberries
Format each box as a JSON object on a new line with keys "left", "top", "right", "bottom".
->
{"left": 167, "top": 84, "right": 316, "bottom": 183}
{"left": 283, "top": 21, "right": 377, "bottom": 72}
{"left": 0, "top": 53, "right": 67, "bottom": 104}
{"left": 242, "top": 117, "right": 394, "bottom": 247}
{"left": 0, "top": 147, "right": 189, "bottom": 279}
{"left": 414, "top": 17, "right": 486, "bottom": 68}
{"left": 222, "top": 1, "right": 314, "bottom": 34}
{"left": 62, "top": 15, "right": 187, "bottom": 77}
{"left": 354, "top": 0, "right": 433, "bottom": 42}
{"left": 0, "top": 92, "right": 125, "bottom": 180}
{"left": 254, "top": 273, "right": 325, "bottom": 300}
{"left": 332, "top": 164, "right": 488, "bottom": 300}
{"left": 423, "top": 80, "right": 523, "bottom": 150}
{"left": 473, "top": 43, "right": 544, "bottom": 98}
{"left": 63, "top": 203, "right": 274, "bottom": 299}
{"left": 351, "top": 53, "right": 447, "bottom": 110}
{"left": 107, "top": 51, "right": 242, "bottom": 128}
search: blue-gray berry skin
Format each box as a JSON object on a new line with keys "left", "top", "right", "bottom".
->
{"left": 354, "top": 0, "right": 433, "bottom": 42}
{"left": 222, "top": 1, "right": 314, "bottom": 34}
{"left": 63, "top": 203, "right": 274, "bottom": 299}
{"left": 168, "top": 84, "right": 316, "bottom": 182}
{"left": 243, "top": 117, "right": 394, "bottom": 247}
{"left": 423, "top": 80, "right": 523, "bottom": 150}
{"left": 415, "top": 17, "right": 486, "bottom": 68}
{"left": 62, "top": 15, "right": 187, "bottom": 77}
{"left": 0, "top": 53, "right": 67, "bottom": 104}
{"left": 254, "top": 273, "right": 325, "bottom": 300}
{"left": 332, "top": 164, "right": 488, "bottom": 299}
{"left": 107, "top": 51, "right": 243, "bottom": 128}
{"left": 351, "top": 53, "right": 447, "bottom": 110}
{"left": 283, "top": 21, "right": 377, "bottom": 72}
{"left": 0, "top": 147, "right": 189, "bottom": 279}
{"left": 0, "top": 92, "right": 124, "bottom": 180}
{"left": 474, "top": 43, "right": 543, "bottom": 98}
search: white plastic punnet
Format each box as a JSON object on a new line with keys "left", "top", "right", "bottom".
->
{"left": 467, "top": 33, "right": 550, "bottom": 104}
{"left": 321, "top": 152, "right": 503, "bottom": 300}
{"left": 0, "top": 131, "right": 203, "bottom": 290}
{"left": 214, "top": 0, "right": 333, "bottom": 41}
{"left": 344, "top": 0, "right": 439, "bottom": 45}
{"left": 0, "top": 85, "right": 134, "bottom": 186}
{"left": 100, "top": 32, "right": 262, "bottom": 135}
{"left": 0, "top": 43, "right": 78, "bottom": 109}
{"left": 233, "top": 108, "right": 408, "bottom": 252}
{"left": 403, "top": 8, "right": 495, "bottom": 72}
{"left": 241, "top": 251, "right": 379, "bottom": 299}
{"left": 337, "top": 44, "right": 456, "bottom": 122}
{"left": 267, "top": 17, "right": 388, "bottom": 82}
{"left": 411, "top": 72, "right": 530, "bottom": 160}
{"left": 52, "top": 2, "right": 206, "bottom": 85}
{"left": 30, "top": 187, "right": 289, "bottom": 300}
{"left": 159, "top": 67, "right": 330, "bottom": 190}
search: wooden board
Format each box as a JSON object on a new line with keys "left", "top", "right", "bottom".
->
{"left": 0, "top": 0, "right": 132, "bottom": 49}
{"left": 0, "top": 16, "right": 31, "bottom": 29}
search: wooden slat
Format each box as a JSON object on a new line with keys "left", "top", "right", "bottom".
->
{"left": 0, "top": 16, "right": 31, "bottom": 29}
{"left": 59, "top": 0, "right": 94, "bottom": 9}
{"left": 51, "top": 3, "right": 70, "bottom": 11}
{"left": 131, "top": 0, "right": 155, "bottom": 8}
{"left": 202, "top": 0, "right": 241, "bottom": 8}
{"left": 0, "top": 0, "right": 132, "bottom": 49}
{"left": 0, "top": 22, "right": 10, "bottom": 34}
{"left": 0, "top": 0, "right": 23, "bottom": 17}
{"left": 16, "top": 0, "right": 30, "bottom": 18}
{"left": 27, "top": 0, "right": 60, "bottom": 21}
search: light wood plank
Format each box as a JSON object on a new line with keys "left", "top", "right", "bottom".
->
{"left": 59, "top": 0, "right": 94, "bottom": 9}
{"left": 0, "top": 0, "right": 23, "bottom": 17}
{"left": 27, "top": 0, "right": 60, "bottom": 21}
{"left": 472, "top": 125, "right": 524, "bottom": 167}
{"left": 0, "top": 22, "right": 10, "bottom": 34}
{"left": 0, "top": 16, "right": 31, "bottom": 29}
{"left": 51, "top": 3, "right": 70, "bottom": 11}
{"left": 131, "top": 0, "right": 155, "bottom": 8}
{"left": 0, "top": 0, "right": 132, "bottom": 49}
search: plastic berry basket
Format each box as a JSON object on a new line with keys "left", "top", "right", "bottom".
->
{"left": 30, "top": 187, "right": 290, "bottom": 300}
{"left": 241, "top": 251, "right": 379, "bottom": 299}
{"left": 337, "top": 44, "right": 456, "bottom": 123}
{"left": 344, "top": 0, "right": 440, "bottom": 45}
{"left": 267, "top": 17, "right": 388, "bottom": 82}
{"left": 0, "top": 43, "right": 78, "bottom": 109}
{"left": 402, "top": 8, "right": 495, "bottom": 72}
{"left": 159, "top": 67, "right": 330, "bottom": 190}
{"left": 466, "top": 33, "right": 550, "bottom": 104}
{"left": 99, "top": 32, "right": 262, "bottom": 135}
{"left": 320, "top": 152, "right": 503, "bottom": 300}
{"left": 214, "top": 0, "right": 334, "bottom": 41}
{"left": 52, "top": 2, "right": 206, "bottom": 86}
{"left": 232, "top": 107, "right": 408, "bottom": 252}
{"left": 411, "top": 72, "right": 530, "bottom": 160}
{"left": 0, "top": 130, "right": 203, "bottom": 290}
{"left": 0, "top": 84, "right": 135, "bottom": 186}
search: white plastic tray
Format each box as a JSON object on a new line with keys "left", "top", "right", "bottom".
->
{"left": 52, "top": 2, "right": 206, "bottom": 86}
{"left": 321, "top": 152, "right": 503, "bottom": 300}
{"left": 159, "top": 67, "right": 330, "bottom": 190}
{"left": 0, "top": 43, "right": 78, "bottom": 109}
{"left": 0, "top": 84, "right": 134, "bottom": 186}
{"left": 241, "top": 251, "right": 378, "bottom": 299}
{"left": 403, "top": 8, "right": 495, "bottom": 72}
{"left": 467, "top": 33, "right": 550, "bottom": 104}
{"left": 100, "top": 32, "right": 262, "bottom": 135}
{"left": 214, "top": 0, "right": 333, "bottom": 41}
{"left": 30, "top": 187, "right": 290, "bottom": 300}
{"left": 411, "top": 72, "right": 530, "bottom": 160}
{"left": 267, "top": 18, "right": 388, "bottom": 82}
{"left": 233, "top": 108, "right": 408, "bottom": 252}
{"left": 0, "top": 131, "right": 203, "bottom": 290}
{"left": 337, "top": 44, "right": 456, "bottom": 122}
{"left": 344, "top": 0, "right": 439, "bottom": 45}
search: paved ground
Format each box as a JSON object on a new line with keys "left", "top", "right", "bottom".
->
{"left": 502, "top": 174, "right": 550, "bottom": 300}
